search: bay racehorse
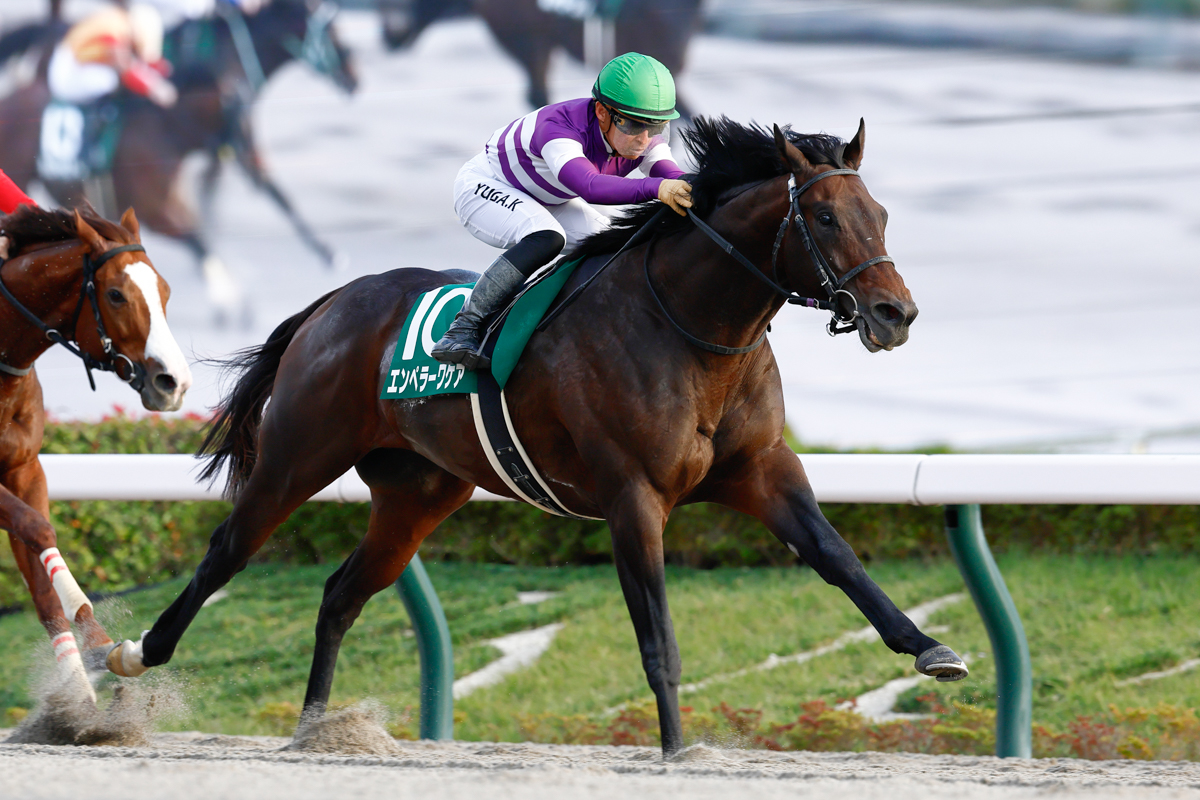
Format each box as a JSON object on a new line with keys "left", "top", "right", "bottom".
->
{"left": 0, "top": 0, "right": 356, "bottom": 321}
{"left": 108, "top": 117, "right": 967, "bottom": 754}
{"left": 0, "top": 205, "right": 190, "bottom": 705}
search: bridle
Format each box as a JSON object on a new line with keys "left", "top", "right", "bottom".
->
{"left": 0, "top": 243, "right": 147, "bottom": 392}
{"left": 773, "top": 169, "right": 895, "bottom": 334}
{"left": 647, "top": 168, "right": 895, "bottom": 355}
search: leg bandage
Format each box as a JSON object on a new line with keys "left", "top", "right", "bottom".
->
{"left": 52, "top": 630, "right": 80, "bottom": 664}
{"left": 52, "top": 629, "right": 94, "bottom": 701}
{"left": 39, "top": 548, "right": 92, "bottom": 623}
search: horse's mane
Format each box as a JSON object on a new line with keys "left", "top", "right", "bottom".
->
{"left": 0, "top": 205, "right": 134, "bottom": 254}
{"left": 571, "top": 116, "right": 847, "bottom": 260}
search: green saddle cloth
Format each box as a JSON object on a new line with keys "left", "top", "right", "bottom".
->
{"left": 381, "top": 257, "right": 584, "bottom": 399}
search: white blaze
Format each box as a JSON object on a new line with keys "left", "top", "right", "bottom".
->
{"left": 124, "top": 261, "right": 193, "bottom": 397}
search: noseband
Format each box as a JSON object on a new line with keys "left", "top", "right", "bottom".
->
{"left": 0, "top": 244, "right": 148, "bottom": 392}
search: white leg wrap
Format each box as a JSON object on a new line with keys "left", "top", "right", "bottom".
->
{"left": 52, "top": 630, "right": 96, "bottom": 703}
{"left": 39, "top": 548, "right": 92, "bottom": 623}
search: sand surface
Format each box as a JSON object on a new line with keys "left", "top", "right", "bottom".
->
{"left": 3, "top": 730, "right": 1199, "bottom": 800}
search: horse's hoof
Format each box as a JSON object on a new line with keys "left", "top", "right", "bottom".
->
{"left": 106, "top": 638, "right": 149, "bottom": 678}
{"left": 915, "top": 644, "right": 969, "bottom": 682}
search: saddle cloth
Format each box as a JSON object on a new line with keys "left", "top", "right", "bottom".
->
{"left": 381, "top": 254, "right": 592, "bottom": 400}
{"left": 380, "top": 255, "right": 606, "bottom": 521}
{"left": 38, "top": 100, "right": 123, "bottom": 182}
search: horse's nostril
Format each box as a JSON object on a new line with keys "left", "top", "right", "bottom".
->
{"left": 154, "top": 373, "right": 178, "bottom": 393}
{"left": 873, "top": 302, "right": 903, "bottom": 325}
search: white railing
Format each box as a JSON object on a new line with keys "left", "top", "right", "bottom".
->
{"left": 38, "top": 453, "right": 1200, "bottom": 505}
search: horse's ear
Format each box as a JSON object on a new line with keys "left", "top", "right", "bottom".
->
{"left": 842, "top": 118, "right": 866, "bottom": 171}
{"left": 120, "top": 207, "right": 141, "bottom": 241}
{"left": 73, "top": 210, "right": 107, "bottom": 255}
{"left": 773, "top": 123, "right": 813, "bottom": 173}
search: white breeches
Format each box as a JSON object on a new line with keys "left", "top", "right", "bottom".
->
{"left": 48, "top": 44, "right": 119, "bottom": 104}
{"left": 453, "top": 153, "right": 613, "bottom": 251}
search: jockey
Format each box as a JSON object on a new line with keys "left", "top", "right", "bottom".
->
{"left": 48, "top": 3, "right": 178, "bottom": 108}
{"left": 432, "top": 52, "right": 693, "bottom": 370}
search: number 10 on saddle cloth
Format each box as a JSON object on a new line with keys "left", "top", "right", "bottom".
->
{"left": 380, "top": 257, "right": 585, "bottom": 400}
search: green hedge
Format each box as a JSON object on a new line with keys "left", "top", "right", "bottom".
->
{"left": 0, "top": 413, "right": 1194, "bottom": 608}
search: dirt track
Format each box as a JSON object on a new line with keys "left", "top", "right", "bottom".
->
{"left": 3, "top": 731, "right": 1200, "bottom": 800}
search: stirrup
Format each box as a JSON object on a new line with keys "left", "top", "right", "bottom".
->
{"left": 460, "top": 349, "right": 491, "bottom": 371}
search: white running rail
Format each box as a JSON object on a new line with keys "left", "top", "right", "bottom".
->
{"left": 37, "top": 453, "right": 1200, "bottom": 505}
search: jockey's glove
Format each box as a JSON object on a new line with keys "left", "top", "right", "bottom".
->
{"left": 658, "top": 179, "right": 694, "bottom": 216}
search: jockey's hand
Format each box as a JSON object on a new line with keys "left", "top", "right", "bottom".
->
{"left": 0, "top": 236, "right": 10, "bottom": 260}
{"left": 146, "top": 78, "right": 178, "bottom": 108}
{"left": 658, "top": 179, "right": 693, "bottom": 216}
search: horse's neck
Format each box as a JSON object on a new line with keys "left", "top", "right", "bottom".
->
{"left": 0, "top": 243, "right": 87, "bottom": 368}
{"left": 650, "top": 179, "right": 791, "bottom": 351}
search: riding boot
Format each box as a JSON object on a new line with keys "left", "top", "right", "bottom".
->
{"left": 431, "top": 255, "right": 527, "bottom": 371}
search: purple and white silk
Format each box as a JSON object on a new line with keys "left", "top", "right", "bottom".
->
{"left": 483, "top": 97, "right": 683, "bottom": 208}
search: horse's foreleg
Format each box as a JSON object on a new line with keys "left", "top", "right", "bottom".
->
{"left": 234, "top": 139, "right": 338, "bottom": 269}
{"left": 606, "top": 484, "right": 684, "bottom": 756}
{"left": 717, "top": 443, "right": 967, "bottom": 680}
{"left": 1, "top": 461, "right": 107, "bottom": 697}
{"left": 302, "top": 452, "right": 472, "bottom": 722}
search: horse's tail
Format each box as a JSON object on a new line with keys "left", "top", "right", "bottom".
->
{"left": 197, "top": 289, "right": 339, "bottom": 500}
{"left": 0, "top": 22, "right": 63, "bottom": 66}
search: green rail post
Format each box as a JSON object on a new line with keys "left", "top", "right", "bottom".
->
{"left": 944, "top": 504, "right": 1032, "bottom": 758}
{"left": 395, "top": 553, "right": 454, "bottom": 740}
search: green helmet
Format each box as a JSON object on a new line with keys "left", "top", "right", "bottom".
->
{"left": 591, "top": 52, "right": 680, "bottom": 121}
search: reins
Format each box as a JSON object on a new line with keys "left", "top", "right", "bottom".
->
{"left": 537, "top": 166, "right": 895, "bottom": 355}
{"left": 643, "top": 236, "right": 767, "bottom": 355}
{"left": 0, "top": 243, "right": 147, "bottom": 391}
{"left": 653, "top": 167, "right": 896, "bottom": 353}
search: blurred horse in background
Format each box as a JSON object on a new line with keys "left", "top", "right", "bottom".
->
{"left": 381, "top": 0, "right": 702, "bottom": 118}
{"left": 0, "top": 0, "right": 356, "bottom": 325}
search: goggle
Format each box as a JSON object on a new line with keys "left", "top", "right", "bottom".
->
{"left": 606, "top": 106, "right": 668, "bottom": 137}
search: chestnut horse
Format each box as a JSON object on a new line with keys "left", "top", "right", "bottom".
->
{"left": 0, "top": 205, "right": 191, "bottom": 704}
{"left": 108, "top": 118, "right": 966, "bottom": 754}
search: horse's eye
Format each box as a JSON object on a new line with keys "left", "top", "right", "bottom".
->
{"left": 106, "top": 288, "right": 126, "bottom": 305}
{"left": 817, "top": 212, "right": 834, "bottom": 226}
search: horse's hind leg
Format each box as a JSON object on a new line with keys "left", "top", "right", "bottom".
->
{"left": 137, "top": 408, "right": 372, "bottom": 670}
{"left": 301, "top": 449, "right": 472, "bottom": 721}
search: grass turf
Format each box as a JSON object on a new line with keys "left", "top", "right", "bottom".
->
{"left": 0, "top": 554, "right": 1197, "bottom": 742}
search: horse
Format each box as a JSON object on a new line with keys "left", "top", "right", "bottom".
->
{"left": 106, "top": 117, "right": 967, "bottom": 755}
{"left": 0, "top": 0, "right": 356, "bottom": 322}
{"left": 0, "top": 204, "right": 191, "bottom": 706}
{"left": 382, "top": 0, "right": 702, "bottom": 117}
